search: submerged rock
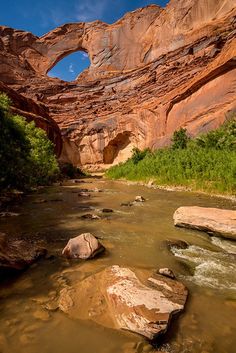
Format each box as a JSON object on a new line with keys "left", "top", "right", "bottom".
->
{"left": 58, "top": 265, "right": 187, "bottom": 340}
{"left": 33, "top": 199, "right": 47, "bottom": 204}
{"left": 62, "top": 233, "right": 105, "bottom": 259}
{"left": 174, "top": 206, "right": 236, "bottom": 240}
{"left": 164, "top": 239, "right": 189, "bottom": 251}
{"left": 78, "top": 192, "right": 91, "bottom": 197}
{"left": 80, "top": 214, "right": 101, "bottom": 220}
{"left": 0, "top": 212, "right": 20, "bottom": 217}
{"left": 102, "top": 208, "right": 114, "bottom": 213}
{"left": 121, "top": 202, "right": 134, "bottom": 207}
{"left": 0, "top": 232, "right": 47, "bottom": 271}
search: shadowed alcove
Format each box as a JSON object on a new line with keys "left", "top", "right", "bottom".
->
{"left": 103, "top": 132, "right": 134, "bottom": 164}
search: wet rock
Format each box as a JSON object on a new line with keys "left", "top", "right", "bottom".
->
{"left": 93, "top": 188, "right": 102, "bottom": 192}
{"left": 135, "top": 196, "right": 146, "bottom": 202}
{"left": 33, "top": 199, "right": 47, "bottom": 204}
{"left": 62, "top": 233, "right": 105, "bottom": 259}
{"left": 44, "top": 301, "right": 59, "bottom": 312}
{"left": 0, "top": 212, "right": 20, "bottom": 217}
{"left": 165, "top": 239, "right": 189, "bottom": 250}
{"left": 80, "top": 214, "right": 101, "bottom": 220}
{"left": 78, "top": 192, "right": 91, "bottom": 197}
{"left": 102, "top": 208, "right": 114, "bottom": 213}
{"left": 174, "top": 206, "right": 236, "bottom": 240}
{"left": 0, "top": 232, "right": 47, "bottom": 271}
{"left": 58, "top": 265, "right": 187, "bottom": 340}
{"left": 158, "top": 268, "right": 175, "bottom": 279}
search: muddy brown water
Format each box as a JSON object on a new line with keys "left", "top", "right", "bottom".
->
{"left": 0, "top": 178, "right": 236, "bottom": 353}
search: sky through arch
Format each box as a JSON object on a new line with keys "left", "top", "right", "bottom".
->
{"left": 47, "top": 51, "right": 90, "bottom": 81}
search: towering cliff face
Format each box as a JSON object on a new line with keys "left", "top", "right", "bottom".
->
{"left": 0, "top": 0, "right": 235, "bottom": 169}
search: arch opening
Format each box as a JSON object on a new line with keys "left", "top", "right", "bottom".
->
{"left": 47, "top": 51, "right": 90, "bottom": 82}
{"left": 103, "top": 132, "right": 134, "bottom": 165}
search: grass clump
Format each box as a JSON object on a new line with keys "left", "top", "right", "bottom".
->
{"left": 106, "top": 114, "right": 236, "bottom": 195}
{"left": 0, "top": 93, "right": 59, "bottom": 191}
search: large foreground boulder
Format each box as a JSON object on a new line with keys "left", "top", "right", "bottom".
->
{"left": 62, "top": 233, "right": 105, "bottom": 259}
{"left": 58, "top": 265, "right": 187, "bottom": 340}
{"left": 174, "top": 206, "right": 236, "bottom": 240}
{"left": 0, "top": 232, "right": 46, "bottom": 271}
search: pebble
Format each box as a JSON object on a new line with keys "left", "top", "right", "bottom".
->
{"left": 102, "top": 208, "right": 114, "bottom": 213}
{"left": 135, "top": 196, "right": 146, "bottom": 202}
{"left": 0, "top": 212, "right": 20, "bottom": 217}
{"left": 158, "top": 268, "right": 175, "bottom": 279}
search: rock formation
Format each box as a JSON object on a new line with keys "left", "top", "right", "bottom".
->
{"left": 58, "top": 265, "right": 188, "bottom": 340}
{"left": 0, "top": 232, "right": 46, "bottom": 272}
{"left": 174, "top": 206, "right": 236, "bottom": 240}
{"left": 0, "top": 0, "right": 235, "bottom": 168}
{"left": 0, "top": 81, "right": 62, "bottom": 156}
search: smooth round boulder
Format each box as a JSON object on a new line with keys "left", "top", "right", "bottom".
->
{"left": 62, "top": 233, "right": 105, "bottom": 260}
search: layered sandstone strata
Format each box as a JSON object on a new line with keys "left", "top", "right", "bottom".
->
{"left": 0, "top": 81, "right": 62, "bottom": 156}
{"left": 0, "top": 0, "right": 235, "bottom": 168}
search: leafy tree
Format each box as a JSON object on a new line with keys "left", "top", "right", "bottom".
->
{"left": 171, "top": 128, "right": 190, "bottom": 149}
{"left": 0, "top": 93, "right": 59, "bottom": 190}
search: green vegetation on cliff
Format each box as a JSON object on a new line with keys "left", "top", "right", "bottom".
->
{"left": 0, "top": 93, "right": 59, "bottom": 190}
{"left": 106, "top": 114, "right": 236, "bottom": 194}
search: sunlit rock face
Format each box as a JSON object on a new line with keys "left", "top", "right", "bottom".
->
{"left": 0, "top": 0, "right": 235, "bottom": 169}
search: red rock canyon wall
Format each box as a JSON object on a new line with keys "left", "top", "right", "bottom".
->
{"left": 0, "top": 0, "right": 235, "bottom": 168}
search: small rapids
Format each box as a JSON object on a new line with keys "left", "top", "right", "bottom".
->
{"left": 171, "top": 237, "right": 236, "bottom": 291}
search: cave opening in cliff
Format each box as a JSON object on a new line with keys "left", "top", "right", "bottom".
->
{"left": 103, "top": 132, "right": 134, "bottom": 165}
{"left": 47, "top": 51, "right": 91, "bottom": 82}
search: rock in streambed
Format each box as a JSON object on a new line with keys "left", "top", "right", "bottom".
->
{"left": 174, "top": 206, "right": 236, "bottom": 240}
{"left": 0, "top": 232, "right": 46, "bottom": 272}
{"left": 62, "top": 233, "right": 105, "bottom": 259}
{"left": 58, "top": 265, "right": 187, "bottom": 340}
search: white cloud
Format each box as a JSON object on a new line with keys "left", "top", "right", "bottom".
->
{"left": 82, "top": 52, "right": 89, "bottom": 60}
{"left": 69, "top": 63, "right": 74, "bottom": 73}
{"left": 74, "top": 0, "right": 108, "bottom": 22}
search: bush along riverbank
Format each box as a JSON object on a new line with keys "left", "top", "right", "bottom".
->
{"left": 106, "top": 113, "right": 236, "bottom": 195}
{"left": 0, "top": 93, "right": 59, "bottom": 192}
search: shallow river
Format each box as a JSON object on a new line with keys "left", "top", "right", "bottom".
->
{"left": 0, "top": 178, "right": 236, "bottom": 353}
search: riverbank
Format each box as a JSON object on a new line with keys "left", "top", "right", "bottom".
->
{"left": 106, "top": 118, "right": 236, "bottom": 197}
{"left": 114, "top": 178, "right": 236, "bottom": 202}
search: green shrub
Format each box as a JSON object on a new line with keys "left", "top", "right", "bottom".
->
{"left": 171, "top": 127, "right": 190, "bottom": 149}
{"left": 0, "top": 93, "right": 59, "bottom": 190}
{"left": 130, "top": 147, "right": 151, "bottom": 164}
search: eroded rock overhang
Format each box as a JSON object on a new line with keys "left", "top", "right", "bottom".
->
{"left": 0, "top": 0, "right": 235, "bottom": 168}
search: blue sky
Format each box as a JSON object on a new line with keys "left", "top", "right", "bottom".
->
{"left": 1, "top": 0, "right": 168, "bottom": 81}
